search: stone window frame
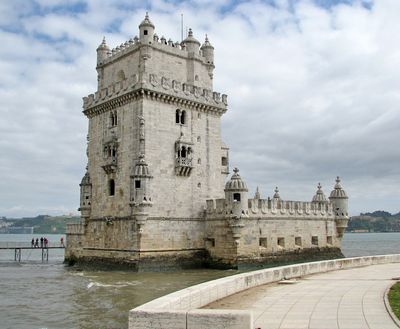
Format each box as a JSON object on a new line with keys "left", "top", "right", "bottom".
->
{"left": 327, "top": 236, "right": 333, "bottom": 245}
{"left": 109, "top": 110, "right": 118, "bottom": 127}
{"left": 108, "top": 179, "right": 115, "bottom": 196}
{"left": 175, "top": 109, "right": 187, "bottom": 125}
{"left": 312, "top": 236, "right": 319, "bottom": 246}
{"left": 277, "top": 237, "right": 285, "bottom": 248}
{"left": 259, "top": 237, "right": 267, "bottom": 248}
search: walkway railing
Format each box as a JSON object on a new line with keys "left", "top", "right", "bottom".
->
{"left": 0, "top": 241, "right": 63, "bottom": 248}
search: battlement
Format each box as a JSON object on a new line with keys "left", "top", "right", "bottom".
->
{"left": 206, "top": 198, "right": 334, "bottom": 219}
{"left": 98, "top": 33, "right": 211, "bottom": 68}
{"left": 82, "top": 73, "right": 228, "bottom": 113}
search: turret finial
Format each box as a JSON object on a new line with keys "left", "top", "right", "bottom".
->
{"left": 273, "top": 187, "right": 280, "bottom": 199}
{"left": 188, "top": 28, "right": 193, "bottom": 37}
{"left": 233, "top": 167, "right": 239, "bottom": 174}
{"left": 317, "top": 182, "right": 322, "bottom": 190}
{"left": 145, "top": 11, "right": 149, "bottom": 19}
{"left": 255, "top": 186, "right": 261, "bottom": 199}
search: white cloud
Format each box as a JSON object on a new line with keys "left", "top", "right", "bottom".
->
{"left": 0, "top": 0, "right": 399, "bottom": 217}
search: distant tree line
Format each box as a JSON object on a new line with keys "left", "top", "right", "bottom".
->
{"left": 0, "top": 215, "right": 81, "bottom": 234}
{"left": 347, "top": 211, "right": 400, "bottom": 232}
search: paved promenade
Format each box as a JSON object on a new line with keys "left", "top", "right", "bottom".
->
{"left": 205, "top": 263, "right": 400, "bottom": 329}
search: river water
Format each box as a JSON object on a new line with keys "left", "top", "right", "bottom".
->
{"left": 0, "top": 233, "right": 399, "bottom": 329}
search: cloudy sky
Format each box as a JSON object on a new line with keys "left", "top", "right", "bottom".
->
{"left": 0, "top": 0, "right": 399, "bottom": 218}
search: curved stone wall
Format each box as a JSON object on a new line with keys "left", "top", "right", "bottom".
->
{"left": 129, "top": 254, "right": 400, "bottom": 329}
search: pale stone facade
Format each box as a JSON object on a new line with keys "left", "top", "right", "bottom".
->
{"left": 66, "top": 14, "right": 349, "bottom": 270}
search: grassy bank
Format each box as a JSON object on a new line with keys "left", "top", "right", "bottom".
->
{"left": 389, "top": 282, "right": 400, "bottom": 319}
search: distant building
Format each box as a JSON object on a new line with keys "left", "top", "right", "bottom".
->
{"left": 66, "top": 14, "right": 349, "bottom": 270}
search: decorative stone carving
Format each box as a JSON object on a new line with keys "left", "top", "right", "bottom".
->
{"left": 161, "top": 77, "right": 170, "bottom": 90}
{"left": 149, "top": 74, "right": 158, "bottom": 86}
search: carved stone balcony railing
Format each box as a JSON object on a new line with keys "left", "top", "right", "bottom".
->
{"left": 175, "top": 157, "right": 193, "bottom": 176}
{"left": 102, "top": 156, "right": 117, "bottom": 174}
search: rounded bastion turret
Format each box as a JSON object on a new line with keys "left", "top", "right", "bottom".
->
{"left": 329, "top": 176, "right": 349, "bottom": 238}
{"left": 224, "top": 168, "right": 248, "bottom": 217}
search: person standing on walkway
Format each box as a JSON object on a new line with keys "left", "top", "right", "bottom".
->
{"left": 44, "top": 238, "right": 48, "bottom": 248}
{"left": 40, "top": 237, "right": 43, "bottom": 248}
{"left": 60, "top": 237, "right": 64, "bottom": 247}
{"left": 35, "top": 238, "right": 39, "bottom": 248}
{"left": 31, "top": 238, "right": 34, "bottom": 248}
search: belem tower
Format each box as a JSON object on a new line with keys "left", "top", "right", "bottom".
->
{"left": 65, "top": 14, "right": 349, "bottom": 270}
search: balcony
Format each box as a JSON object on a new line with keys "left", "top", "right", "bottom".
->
{"left": 102, "top": 156, "right": 117, "bottom": 174}
{"left": 175, "top": 157, "right": 193, "bottom": 176}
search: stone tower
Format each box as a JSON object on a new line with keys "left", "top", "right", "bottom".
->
{"left": 70, "top": 13, "right": 229, "bottom": 269}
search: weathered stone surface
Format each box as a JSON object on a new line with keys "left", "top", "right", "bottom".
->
{"left": 187, "top": 309, "right": 252, "bottom": 329}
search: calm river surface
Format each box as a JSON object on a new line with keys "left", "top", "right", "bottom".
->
{"left": 1, "top": 232, "right": 399, "bottom": 329}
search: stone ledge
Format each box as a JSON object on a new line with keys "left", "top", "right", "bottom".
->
{"left": 129, "top": 254, "right": 400, "bottom": 329}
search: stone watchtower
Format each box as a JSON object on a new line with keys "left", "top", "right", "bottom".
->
{"left": 67, "top": 14, "right": 230, "bottom": 269}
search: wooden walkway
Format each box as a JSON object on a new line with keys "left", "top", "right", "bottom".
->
{"left": 0, "top": 242, "right": 65, "bottom": 262}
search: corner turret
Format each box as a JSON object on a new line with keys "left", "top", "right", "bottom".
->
{"left": 329, "top": 177, "right": 349, "bottom": 238}
{"left": 312, "top": 183, "right": 327, "bottom": 203}
{"left": 139, "top": 12, "right": 155, "bottom": 44}
{"left": 224, "top": 168, "right": 248, "bottom": 218}
{"left": 96, "top": 37, "right": 109, "bottom": 65}
{"left": 182, "top": 28, "right": 201, "bottom": 54}
{"left": 79, "top": 170, "right": 92, "bottom": 221}
{"left": 130, "top": 154, "right": 153, "bottom": 207}
{"left": 201, "top": 35, "right": 214, "bottom": 64}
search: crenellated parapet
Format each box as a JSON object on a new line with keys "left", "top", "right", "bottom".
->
{"left": 206, "top": 198, "right": 335, "bottom": 220}
{"left": 97, "top": 30, "right": 213, "bottom": 69}
{"left": 82, "top": 73, "right": 228, "bottom": 117}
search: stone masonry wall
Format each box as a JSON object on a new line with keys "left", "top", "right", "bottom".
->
{"left": 143, "top": 97, "right": 226, "bottom": 218}
{"left": 88, "top": 100, "right": 141, "bottom": 218}
{"left": 205, "top": 217, "right": 340, "bottom": 267}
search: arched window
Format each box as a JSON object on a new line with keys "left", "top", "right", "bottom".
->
{"left": 175, "top": 109, "right": 180, "bottom": 124}
{"left": 109, "top": 111, "right": 118, "bottom": 127}
{"left": 233, "top": 193, "right": 241, "bottom": 202}
{"left": 181, "top": 110, "right": 186, "bottom": 125}
{"left": 109, "top": 179, "right": 115, "bottom": 196}
{"left": 181, "top": 146, "right": 187, "bottom": 158}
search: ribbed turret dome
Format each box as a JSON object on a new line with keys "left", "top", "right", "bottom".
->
{"left": 273, "top": 187, "right": 280, "bottom": 199}
{"left": 182, "top": 28, "right": 200, "bottom": 46}
{"left": 97, "top": 37, "right": 109, "bottom": 51}
{"left": 80, "top": 171, "right": 91, "bottom": 186}
{"left": 133, "top": 155, "right": 151, "bottom": 177}
{"left": 224, "top": 168, "right": 248, "bottom": 191}
{"left": 200, "top": 35, "right": 214, "bottom": 49}
{"left": 329, "top": 176, "right": 348, "bottom": 199}
{"left": 312, "top": 183, "right": 327, "bottom": 202}
{"left": 139, "top": 12, "right": 155, "bottom": 28}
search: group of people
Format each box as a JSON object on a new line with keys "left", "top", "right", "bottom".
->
{"left": 30, "top": 237, "right": 65, "bottom": 248}
{"left": 31, "top": 237, "right": 49, "bottom": 248}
